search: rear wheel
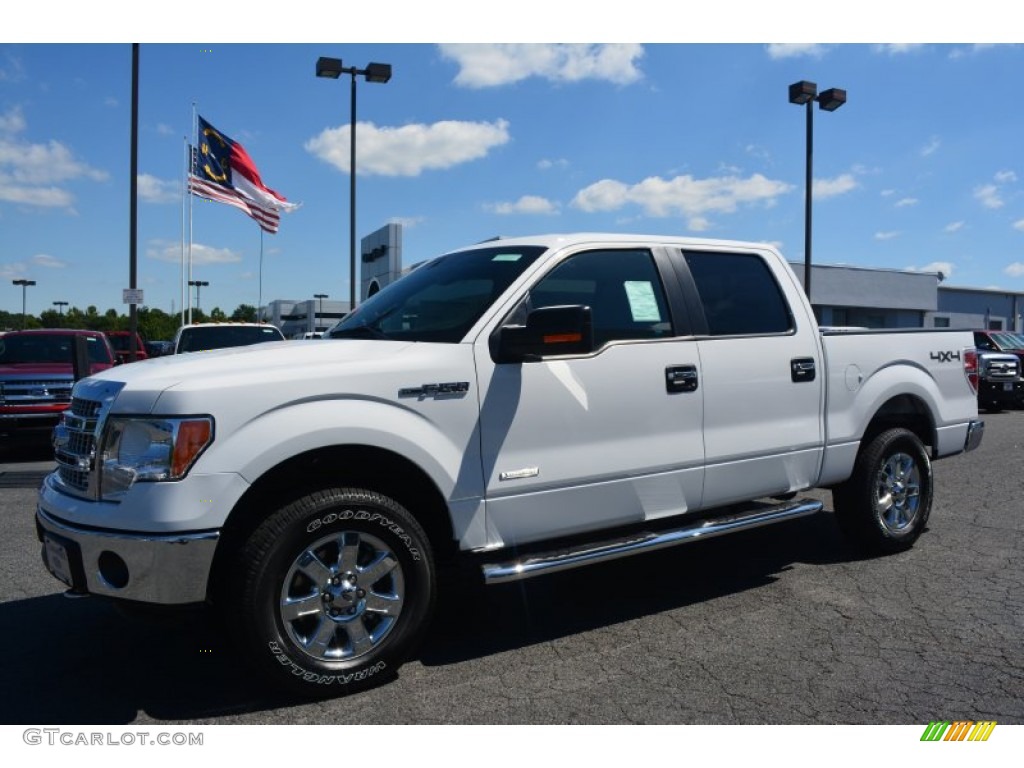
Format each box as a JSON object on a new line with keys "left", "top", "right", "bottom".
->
{"left": 229, "top": 488, "right": 435, "bottom": 697}
{"left": 833, "top": 428, "right": 933, "bottom": 554}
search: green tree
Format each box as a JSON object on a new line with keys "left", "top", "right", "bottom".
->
{"left": 209, "top": 306, "right": 227, "bottom": 322}
{"left": 231, "top": 304, "right": 257, "bottom": 322}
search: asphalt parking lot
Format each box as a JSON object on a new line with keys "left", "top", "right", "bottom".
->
{"left": 0, "top": 414, "right": 1020, "bottom": 726}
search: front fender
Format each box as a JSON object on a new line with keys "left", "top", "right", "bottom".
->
{"left": 196, "top": 396, "right": 483, "bottom": 504}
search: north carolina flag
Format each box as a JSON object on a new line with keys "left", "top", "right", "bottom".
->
{"left": 188, "top": 115, "right": 298, "bottom": 233}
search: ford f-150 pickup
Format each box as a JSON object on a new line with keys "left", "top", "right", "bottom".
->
{"left": 0, "top": 329, "right": 116, "bottom": 442}
{"left": 35, "top": 234, "right": 984, "bottom": 696}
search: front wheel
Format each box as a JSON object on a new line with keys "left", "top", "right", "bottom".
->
{"left": 229, "top": 488, "right": 436, "bottom": 697}
{"left": 833, "top": 428, "right": 933, "bottom": 555}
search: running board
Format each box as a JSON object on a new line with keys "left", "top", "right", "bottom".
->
{"left": 481, "top": 498, "right": 824, "bottom": 585}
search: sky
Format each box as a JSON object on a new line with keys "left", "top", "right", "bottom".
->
{"left": 2, "top": 4, "right": 1022, "bottom": 321}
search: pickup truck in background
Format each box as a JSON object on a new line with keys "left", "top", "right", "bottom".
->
{"left": 106, "top": 331, "right": 148, "bottom": 364}
{"left": 0, "top": 329, "right": 116, "bottom": 442}
{"left": 35, "top": 234, "right": 984, "bottom": 697}
{"left": 975, "top": 350, "right": 1023, "bottom": 411}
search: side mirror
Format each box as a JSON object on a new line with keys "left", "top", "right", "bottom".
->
{"left": 492, "top": 305, "right": 594, "bottom": 363}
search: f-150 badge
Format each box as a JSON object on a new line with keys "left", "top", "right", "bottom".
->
{"left": 398, "top": 382, "right": 470, "bottom": 399}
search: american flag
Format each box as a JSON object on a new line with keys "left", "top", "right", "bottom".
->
{"left": 188, "top": 115, "right": 297, "bottom": 234}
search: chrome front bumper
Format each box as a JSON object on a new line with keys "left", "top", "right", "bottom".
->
{"left": 36, "top": 507, "right": 219, "bottom": 605}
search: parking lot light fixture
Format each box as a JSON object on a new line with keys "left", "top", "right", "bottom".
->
{"left": 316, "top": 56, "right": 393, "bottom": 312}
{"left": 789, "top": 80, "right": 847, "bottom": 301}
{"left": 188, "top": 280, "right": 209, "bottom": 312}
{"left": 12, "top": 279, "right": 36, "bottom": 329}
{"left": 53, "top": 300, "right": 69, "bottom": 318}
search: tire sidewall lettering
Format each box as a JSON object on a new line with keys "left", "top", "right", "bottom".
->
{"left": 267, "top": 641, "right": 386, "bottom": 686}
{"left": 304, "top": 508, "right": 421, "bottom": 561}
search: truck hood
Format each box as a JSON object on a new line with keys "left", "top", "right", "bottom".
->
{"left": 86, "top": 338, "right": 423, "bottom": 414}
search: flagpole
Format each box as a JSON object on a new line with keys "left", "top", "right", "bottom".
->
{"left": 180, "top": 135, "right": 187, "bottom": 327}
{"left": 258, "top": 228, "right": 264, "bottom": 324}
{"left": 188, "top": 102, "right": 197, "bottom": 325}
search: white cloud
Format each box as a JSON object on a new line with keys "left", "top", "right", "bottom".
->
{"left": 895, "top": 197, "right": 918, "bottom": 208}
{"left": 874, "top": 231, "right": 900, "bottom": 240}
{"left": 537, "top": 158, "right": 569, "bottom": 171}
{"left": 812, "top": 174, "right": 858, "bottom": 199}
{"left": 974, "top": 184, "right": 1003, "bottom": 209}
{"left": 439, "top": 44, "right": 644, "bottom": 88}
{"left": 1005, "top": 263, "right": 1024, "bottom": 278}
{"left": 571, "top": 173, "right": 792, "bottom": 220}
{"left": 1014, "top": 219, "right": 1024, "bottom": 231}
{"left": 906, "top": 261, "right": 954, "bottom": 277}
{"left": 486, "top": 195, "right": 559, "bottom": 215}
{"left": 0, "top": 109, "right": 107, "bottom": 211}
{"left": 945, "top": 221, "right": 965, "bottom": 233}
{"left": 995, "top": 170, "right": 1017, "bottom": 183}
{"left": 389, "top": 216, "right": 425, "bottom": 229}
{"left": 949, "top": 44, "right": 1000, "bottom": 60}
{"left": 0, "top": 262, "right": 28, "bottom": 279}
{"left": 306, "top": 119, "right": 511, "bottom": 177}
{"left": 31, "top": 253, "right": 66, "bottom": 268}
{"left": 0, "top": 181, "right": 74, "bottom": 207}
{"left": 156, "top": 123, "right": 175, "bottom": 137}
{"left": 146, "top": 240, "right": 242, "bottom": 265}
{"left": 687, "top": 216, "right": 711, "bottom": 232}
{"left": 765, "top": 44, "right": 831, "bottom": 59}
{"left": 920, "top": 137, "right": 941, "bottom": 157}
{"left": 137, "top": 173, "right": 180, "bottom": 204}
{"left": 0, "top": 106, "right": 26, "bottom": 135}
{"left": 874, "top": 44, "right": 926, "bottom": 55}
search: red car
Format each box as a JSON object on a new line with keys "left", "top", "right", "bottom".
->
{"left": 0, "top": 329, "right": 116, "bottom": 440}
{"left": 106, "top": 330, "right": 149, "bottom": 364}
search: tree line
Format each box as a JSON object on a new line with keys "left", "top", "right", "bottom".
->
{"left": 1, "top": 304, "right": 259, "bottom": 341}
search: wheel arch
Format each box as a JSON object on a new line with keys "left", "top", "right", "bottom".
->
{"left": 860, "top": 393, "right": 936, "bottom": 455}
{"left": 207, "top": 445, "right": 455, "bottom": 605}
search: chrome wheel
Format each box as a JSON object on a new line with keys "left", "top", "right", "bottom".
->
{"left": 873, "top": 451, "right": 921, "bottom": 536}
{"left": 279, "top": 530, "right": 405, "bottom": 663}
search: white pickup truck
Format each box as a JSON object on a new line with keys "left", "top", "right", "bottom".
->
{"left": 36, "top": 233, "right": 984, "bottom": 696}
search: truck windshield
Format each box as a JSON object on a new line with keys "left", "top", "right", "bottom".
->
{"left": 329, "top": 245, "right": 547, "bottom": 343}
{"left": 0, "top": 334, "right": 110, "bottom": 365}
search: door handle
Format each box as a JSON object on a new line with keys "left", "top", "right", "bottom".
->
{"left": 791, "top": 357, "right": 816, "bottom": 383}
{"left": 666, "top": 365, "right": 698, "bottom": 393}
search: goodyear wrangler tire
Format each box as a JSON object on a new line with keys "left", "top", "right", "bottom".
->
{"left": 833, "top": 428, "right": 933, "bottom": 555}
{"left": 232, "top": 488, "right": 436, "bottom": 697}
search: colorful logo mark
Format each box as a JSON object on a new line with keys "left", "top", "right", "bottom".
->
{"left": 920, "top": 721, "right": 997, "bottom": 742}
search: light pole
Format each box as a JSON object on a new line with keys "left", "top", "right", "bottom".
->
{"left": 12, "top": 279, "right": 36, "bottom": 330}
{"left": 316, "top": 56, "right": 392, "bottom": 312}
{"left": 789, "top": 80, "right": 846, "bottom": 302}
{"left": 53, "top": 300, "right": 69, "bottom": 318}
{"left": 314, "top": 293, "right": 328, "bottom": 333}
{"left": 188, "top": 280, "right": 209, "bottom": 313}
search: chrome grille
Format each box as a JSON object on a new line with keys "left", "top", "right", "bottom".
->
{"left": 50, "top": 379, "right": 124, "bottom": 500}
{"left": 54, "top": 397, "right": 102, "bottom": 493}
{"left": 0, "top": 377, "right": 73, "bottom": 406}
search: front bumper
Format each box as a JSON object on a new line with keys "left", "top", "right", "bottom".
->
{"left": 36, "top": 507, "right": 219, "bottom": 605}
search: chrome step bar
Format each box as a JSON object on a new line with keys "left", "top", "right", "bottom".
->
{"left": 481, "top": 498, "right": 824, "bottom": 585}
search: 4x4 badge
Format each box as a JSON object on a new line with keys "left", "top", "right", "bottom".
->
{"left": 930, "top": 350, "right": 962, "bottom": 363}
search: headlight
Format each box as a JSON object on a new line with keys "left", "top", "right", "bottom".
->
{"left": 100, "top": 416, "right": 213, "bottom": 499}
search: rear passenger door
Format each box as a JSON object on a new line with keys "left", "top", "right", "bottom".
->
{"left": 670, "top": 248, "right": 824, "bottom": 507}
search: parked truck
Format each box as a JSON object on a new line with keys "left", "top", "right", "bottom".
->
{"left": 0, "top": 329, "right": 116, "bottom": 442}
{"left": 36, "top": 234, "right": 984, "bottom": 696}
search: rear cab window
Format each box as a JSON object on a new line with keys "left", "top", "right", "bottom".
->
{"left": 681, "top": 250, "right": 794, "bottom": 336}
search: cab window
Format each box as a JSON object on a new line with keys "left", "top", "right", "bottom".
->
{"left": 525, "top": 249, "right": 672, "bottom": 349}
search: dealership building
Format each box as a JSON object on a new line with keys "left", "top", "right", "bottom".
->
{"left": 262, "top": 224, "right": 1024, "bottom": 338}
